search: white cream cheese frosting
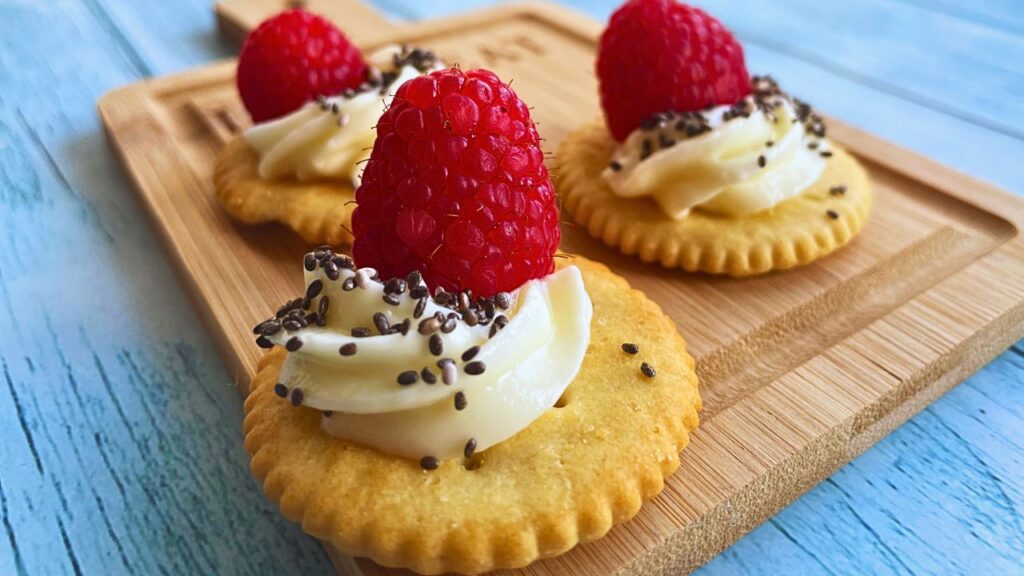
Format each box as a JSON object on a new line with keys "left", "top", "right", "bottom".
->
{"left": 244, "top": 45, "right": 444, "bottom": 187}
{"left": 603, "top": 76, "right": 830, "bottom": 218}
{"left": 256, "top": 249, "right": 593, "bottom": 461}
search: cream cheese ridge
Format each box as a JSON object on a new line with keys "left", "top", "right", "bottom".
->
{"left": 603, "top": 76, "right": 831, "bottom": 218}
{"left": 253, "top": 248, "right": 593, "bottom": 462}
{"left": 244, "top": 45, "right": 445, "bottom": 187}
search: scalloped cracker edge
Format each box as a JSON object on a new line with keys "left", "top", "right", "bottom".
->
{"left": 214, "top": 135, "right": 355, "bottom": 246}
{"left": 243, "top": 256, "right": 701, "bottom": 574}
{"left": 557, "top": 119, "right": 872, "bottom": 276}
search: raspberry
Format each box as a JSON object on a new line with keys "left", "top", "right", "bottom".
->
{"left": 237, "top": 9, "right": 368, "bottom": 123}
{"left": 597, "top": 0, "right": 751, "bottom": 140}
{"left": 352, "top": 68, "right": 559, "bottom": 298}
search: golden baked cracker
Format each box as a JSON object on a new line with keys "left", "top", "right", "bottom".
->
{"left": 214, "top": 135, "right": 355, "bottom": 245}
{"left": 243, "top": 256, "right": 701, "bottom": 575}
{"left": 557, "top": 119, "right": 873, "bottom": 276}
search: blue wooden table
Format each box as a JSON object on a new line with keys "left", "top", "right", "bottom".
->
{"left": 2, "top": 1, "right": 1022, "bottom": 574}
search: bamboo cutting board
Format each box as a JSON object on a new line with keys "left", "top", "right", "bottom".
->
{"left": 98, "top": 2, "right": 1024, "bottom": 574}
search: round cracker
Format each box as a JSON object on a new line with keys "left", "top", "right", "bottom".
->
{"left": 557, "top": 119, "right": 872, "bottom": 276}
{"left": 214, "top": 135, "right": 356, "bottom": 245}
{"left": 243, "top": 256, "right": 701, "bottom": 574}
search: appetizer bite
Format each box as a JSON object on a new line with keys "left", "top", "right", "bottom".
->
{"left": 215, "top": 9, "right": 443, "bottom": 245}
{"left": 559, "top": 0, "right": 872, "bottom": 275}
{"left": 244, "top": 65, "right": 701, "bottom": 574}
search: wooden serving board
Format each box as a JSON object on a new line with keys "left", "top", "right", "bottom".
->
{"left": 98, "top": 2, "right": 1024, "bottom": 574}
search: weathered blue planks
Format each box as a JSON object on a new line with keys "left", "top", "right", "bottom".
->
{"left": 0, "top": 0, "right": 1022, "bottom": 575}
{"left": 698, "top": 0, "right": 1024, "bottom": 139}
{"left": 0, "top": 0, "right": 331, "bottom": 574}
{"left": 892, "top": 0, "right": 1024, "bottom": 37}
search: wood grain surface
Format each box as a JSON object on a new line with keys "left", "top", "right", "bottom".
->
{"left": 3, "top": 1, "right": 1022, "bottom": 575}
{"left": 99, "top": 2, "right": 1024, "bottom": 574}
{"left": 216, "top": 0, "right": 400, "bottom": 45}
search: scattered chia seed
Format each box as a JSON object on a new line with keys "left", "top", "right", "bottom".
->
{"left": 429, "top": 334, "right": 444, "bottom": 356}
{"left": 335, "top": 255, "right": 354, "bottom": 269}
{"left": 384, "top": 278, "right": 405, "bottom": 295}
{"left": 324, "top": 262, "right": 340, "bottom": 281}
{"left": 260, "top": 321, "right": 282, "bottom": 336}
{"left": 489, "top": 316, "right": 507, "bottom": 338}
{"left": 440, "top": 359, "right": 457, "bottom": 385}
{"left": 495, "top": 292, "right": 511, "bottom": 309}
{"left": 374, "top": 312, "right": 390, "bottom": 334}
{"left": 406, "top": 270, "right": 423, "bottom": 287}
{"left": 421, "top": 368, "right": 437, "bottom": 384}
{"left": 640, "top": 362, "right": 656, "bottom": 378}
{"left": 393, "top": 318, "right": 411, "bottom": 336}
{"left": 316, "top": 297, "right": 329, "bottom": 326}
{"left": 419, "top": 317, "right": 441, "bottom": 335}
{"left": 305, "top": 279, "right": 323, "bottom": 300}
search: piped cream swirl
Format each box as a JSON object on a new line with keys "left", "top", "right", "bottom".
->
{"left": 603, "top": 78, "right": 829, "bottom": 218}
{"left": 259, "top": 250, "right": 592, "bottom": 461}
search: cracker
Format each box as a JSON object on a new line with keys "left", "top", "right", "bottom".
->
{"left": 557, "top": 119, "right": 872, "bottom": 276}
{"left": 243, "top": 256, "right": 701, "bottom": 574}
{"left": 214, "top": 135, "right": 355, "bottom": 245}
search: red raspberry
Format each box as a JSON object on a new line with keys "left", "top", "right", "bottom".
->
{"left": 598, "top": 0, "right": 751, "bottom": 140}
{"left": 237, "top": 9, "right": 368, "bottom": 123}
{"left": 352, "top": 68, "right": 560, "bottom": 298}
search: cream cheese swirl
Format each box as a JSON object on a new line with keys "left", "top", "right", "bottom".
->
{"left": 603, "top": 77, "right": 829, "bottom": 218}
{"left": 244, "top": 45, "right": 444, "bottom": 187}
{"left": 256, "top": 249, "right": 592, "bottom": 461}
